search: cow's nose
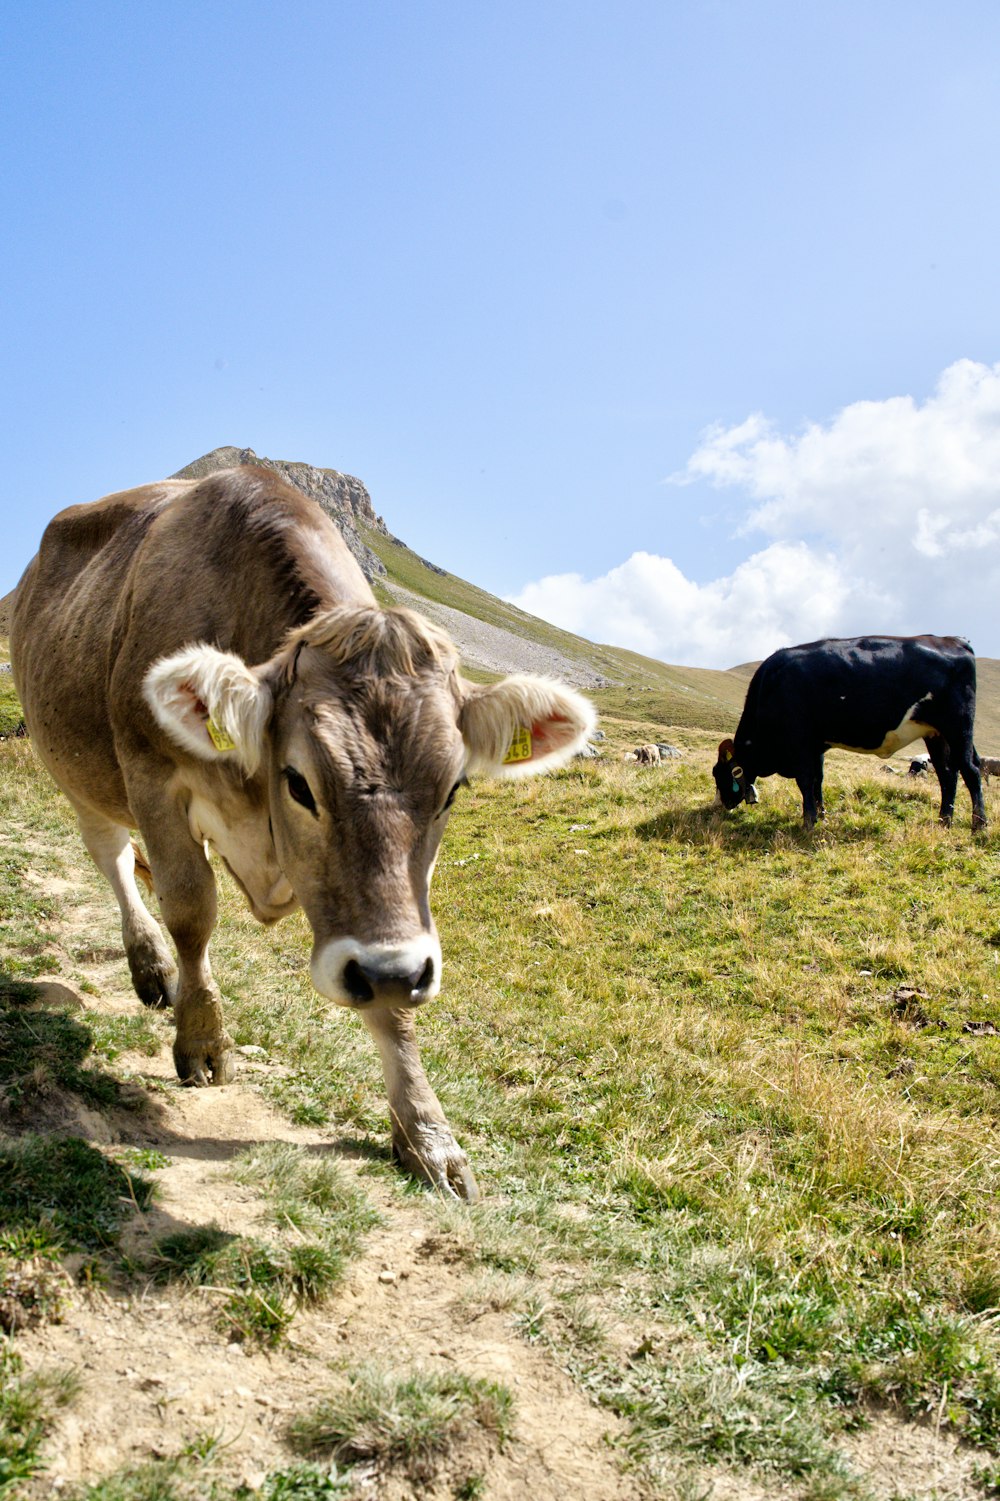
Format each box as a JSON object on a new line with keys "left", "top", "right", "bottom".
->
{"left": 311, "top": 935, "right": 442, "bottom": 1008}
{"left": 342, "top": 956, "right": 436, "bottom": 1005}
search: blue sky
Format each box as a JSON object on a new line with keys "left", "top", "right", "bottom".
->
{"left": 5, "top": 2, "right": 1000, "bottom": 667}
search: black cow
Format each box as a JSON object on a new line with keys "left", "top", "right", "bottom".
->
{"left": 712, "top": 635, "right": 987, "bottom": 831}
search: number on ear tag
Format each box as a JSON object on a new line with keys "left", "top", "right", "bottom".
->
{"left": 503, "top": 726, "right": 533, "bottom": 765}
{"left": 206, "top": 717, "right": 236, "bottom": 752}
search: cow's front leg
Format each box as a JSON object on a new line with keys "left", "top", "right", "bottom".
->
{"left": 137, "top": 806, "right": 235, "bottom": 1087}
{"left": 73, "top": 805, "right": 177, "bottom": 1008}
{"left": 362, "top": 1006, "right": 479, "bottom": 1201}
{"left": 795, "top": 758, "right": 822, "bottom": 828}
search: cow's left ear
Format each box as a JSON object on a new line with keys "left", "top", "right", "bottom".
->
{"left": 459, "top": 676, "right": 597, "bottom": 778}
{"left": 718, "top": 738, "right": 736, "bottom": 762}
{"left": 143, "top": 644, "right": 272, "bottom": 776}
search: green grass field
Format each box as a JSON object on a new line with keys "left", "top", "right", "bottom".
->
{"left": 3, "top": 683, "right": 1000, "bottom": 1496}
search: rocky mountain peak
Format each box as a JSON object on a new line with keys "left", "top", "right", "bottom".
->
{"left": 171, "top": 446, "right": 388, "bottom": 582}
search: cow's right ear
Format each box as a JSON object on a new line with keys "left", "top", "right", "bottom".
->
{"left": 718, "top": 738, "right": 735, "bottom": 761}
{"left": 459, "top": 675, "right": 597, "bottom": 778}
{"left": 143, "top": 645, "right": 272, "bottom": 776}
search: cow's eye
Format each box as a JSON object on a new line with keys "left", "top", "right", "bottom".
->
{"left": 283, "top": 767, "right": 317, "bottom": 815}
{"left": 441, "top": 777, "right": 466, "bottom": 815}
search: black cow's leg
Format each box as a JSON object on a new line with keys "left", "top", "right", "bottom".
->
{"left": 960, "top": 744, "right": 988, "bottom": 831}
{"left": 815, "top": 753, "right": 826, "bottom": 821}
{"left": 795, "top": 754, "right": 824, "bottom": 828}
{"left": 128, "top": 785, "right": 235, "bottom": 1086}
{"left": 362, "top": 1005, "right": 479, "bottom": 1201}
{"left": 925, "top": 737, "right": 958, "bottom": 827}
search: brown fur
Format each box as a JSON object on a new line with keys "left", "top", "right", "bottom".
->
{"left": 11, "top": 466, "right": 595, "bottom": 1200}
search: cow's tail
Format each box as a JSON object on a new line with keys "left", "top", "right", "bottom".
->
{"left": 131, "top": 841, "right": 156, "bottom": 896}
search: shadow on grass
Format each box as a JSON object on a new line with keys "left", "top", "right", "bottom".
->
{"left": 0, "top": 1132, "right": 156, "bottom": 1254}
{"left": 322, "top": 1135, "right": 389, "bottom": 1166}
{"left": 0, "top": 967, "right": 165, "bottom": 1126}
{"left": 634, "top": 802, "right": 812, "bottom": 849}
{"left": 634, "top": 793, "right": 911, "bottom": 849}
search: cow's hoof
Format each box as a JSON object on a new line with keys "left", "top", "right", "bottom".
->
{"left": 393, "top": 1127, "right": 480, "bottom": 1203}
{"left": 173, "top": 1039, "right": 236, "bottom": 1087}
{"left": 447, "top": 1160, "right": 481, "bottom": 1203}
{"left": 973, "top": 817, "right": 989, "bottom": 833}
{"left": 128, "top": 952, "right": 177, "bottom": 1010}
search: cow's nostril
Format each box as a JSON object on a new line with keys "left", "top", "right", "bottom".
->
{"left": 343, "top": 959, "right": 375, "bottom": 1004}
{"left": 411, "top": 957, "right": 435, "bottom": 993}
{"left": 346, "top": 955, "right": 436, "bottom": 1002}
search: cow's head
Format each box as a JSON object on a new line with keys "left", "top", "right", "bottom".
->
{"left": 144, "top": 606, "right": 595, "bottom": 1009}
{"left": 712, "top": 738, "right": 757, "bottom": 809}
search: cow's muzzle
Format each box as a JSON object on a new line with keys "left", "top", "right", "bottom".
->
{"left": 311, "top": 935, "right": 442, "bottom": 1008}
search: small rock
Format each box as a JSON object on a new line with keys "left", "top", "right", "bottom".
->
{"left": 378, "top": 1270, "right": 397, "bottom": 1285}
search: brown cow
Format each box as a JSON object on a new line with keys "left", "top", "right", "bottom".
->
{"left": 11, "top": 467, "right": 595, "bottom": 1199}
{"left": 980, "top": 756, "right": 1000, "bottom": 781}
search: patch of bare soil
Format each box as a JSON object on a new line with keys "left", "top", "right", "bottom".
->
{"left": 14, "top": 975, "right": 643, "bottom": 1500}
{"left": 839, "top": 1411, "right": 989, "bottom": 1501}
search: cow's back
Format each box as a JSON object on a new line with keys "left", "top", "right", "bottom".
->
{"left": 736, "top": 634, "right": 977, "bottom": 773}
{"left": 11, "top": 467, "right": 371, "bottom": 824}
{"left": 12, "top": 481, "right": 189, "bottom": 815}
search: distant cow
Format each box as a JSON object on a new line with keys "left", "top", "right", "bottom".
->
{"left": 11, "top": 467, "right": 596, "bottom": 1199}
{"left": 980, "top": 756, "right": 1000, "bottom": 782}
{"left": 634, "top": 743, "right": 662, "bottom": 765}
{"left": 712, "top": 635, "right": 987, "bottom": 831}
{"left": 908, "top": 754, "right": 931, "bottom": 776}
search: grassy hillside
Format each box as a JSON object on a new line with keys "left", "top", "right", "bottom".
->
{"left": 361, "top": 523, "right": 1000, "bottom": 749}
{"left": 363, "top": 525, "right": 763, "bottom": 734}
{"left": 976, "top": 655, "right": 1000, "bottom": 751}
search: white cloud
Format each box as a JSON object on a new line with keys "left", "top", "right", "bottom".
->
{"left": 511, "top": 544, "right": 882, "bottom": 669}
{"left": 683, "top": 359, "right": 1000, "bottom": 550}
{"left": 509, "top": 359, "right": 1000, "bottom": 668}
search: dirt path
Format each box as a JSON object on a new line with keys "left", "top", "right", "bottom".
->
{"left": 15, "top": 973, "right": 645, "bottom": 1500}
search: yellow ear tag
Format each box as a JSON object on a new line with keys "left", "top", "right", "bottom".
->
{"left": 206, "top": 716, "right": 236, "bottom": 752}
{"left": 503, "top": 726, "right": 533, "bottom": 765}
